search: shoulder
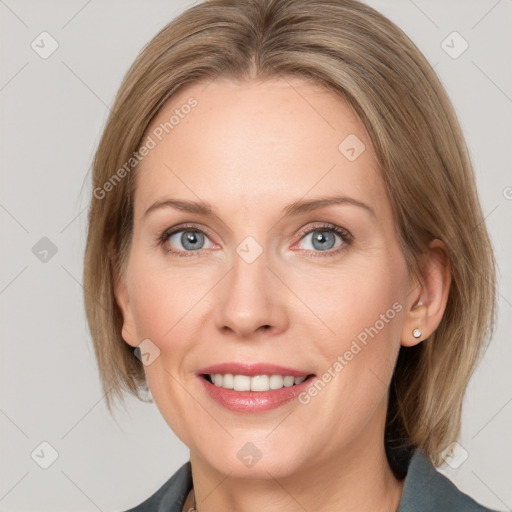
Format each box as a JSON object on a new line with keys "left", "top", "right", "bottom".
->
{"left": 122, "top": 461, "right": 193, "bottom": 512}
{"left": 398, "top": 450, "right": 502, "bottom": 512}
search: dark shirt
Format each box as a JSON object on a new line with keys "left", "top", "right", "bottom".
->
{"left": 123, "top": 449, "right": 500, "bottom": 511}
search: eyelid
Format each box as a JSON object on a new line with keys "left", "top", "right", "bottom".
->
{"left": 163, "top": 222, "right": 216, "bottom": 239}
{"left": 295, "top": 222, "right": 352, "bottom": 241}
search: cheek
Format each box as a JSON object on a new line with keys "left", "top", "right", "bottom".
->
{"left": 127, "top": 254, "right": 207, "bottom": 343}
{"left": 300, "top": 253, "right": 407, "bottom": 382}
{"left": 125, "top": 256, "right": 204, "bottom": 441}
{"left": 304, "top": 255, "right": 404, "bottom": 336}
{"left": 292, "top": 263, "right": 406, "bottom": 440}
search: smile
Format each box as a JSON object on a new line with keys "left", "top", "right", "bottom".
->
{"left": 196, "top": 363, "right": 316, "bottom": 413}
{"left": 204, "top": 373, "right": 308, "bottom": 391}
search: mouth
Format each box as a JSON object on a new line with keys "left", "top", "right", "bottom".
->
{"left": 196, "top": 363, "right": 316, "bottom": 413}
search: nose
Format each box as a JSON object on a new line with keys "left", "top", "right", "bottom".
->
{"left": 214, "top": 247, "right": 289, "bottom": 339}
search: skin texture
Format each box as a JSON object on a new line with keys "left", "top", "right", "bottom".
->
{"left": 114, "top": 77, "right": 451, "bottom": 512}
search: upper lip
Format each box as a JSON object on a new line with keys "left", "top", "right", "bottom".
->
{"left": 197, "top": 362, "right": 313, "bottom": 378}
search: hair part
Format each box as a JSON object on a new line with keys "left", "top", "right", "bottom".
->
{"left": 83, "top": 0, "right": 496, "bottom": 467}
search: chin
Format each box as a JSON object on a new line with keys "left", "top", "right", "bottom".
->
{"left": 190, "top": 431, "right": 312, "bottom": 480}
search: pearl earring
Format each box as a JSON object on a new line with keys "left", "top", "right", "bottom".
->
{"left": 413, "top": 328, "right": 422, "bottom": 339}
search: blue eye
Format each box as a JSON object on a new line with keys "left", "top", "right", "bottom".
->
{"left": 162, "top": 227, "right": 215, "bottom": 255}
{"left": 296, "top": 225, "right": 351, "bottom": 255}
{"left": 301, "top": 230, "right": 338, "bottom": 251}
{"left": 171, "top": 230, "right": 205, "bottom": 251}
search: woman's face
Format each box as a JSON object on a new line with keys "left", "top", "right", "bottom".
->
{"left": 116, "top": 77, "right": 414, "bottom": 479}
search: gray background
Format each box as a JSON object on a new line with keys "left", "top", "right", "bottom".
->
{"left": 0, "top": 0, "right": 511, "bottom": 510}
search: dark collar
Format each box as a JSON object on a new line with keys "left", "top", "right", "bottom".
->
{"left": 397, "top": 449, "right": 496, "bottom": 511}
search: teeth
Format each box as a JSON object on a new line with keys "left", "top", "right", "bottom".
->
{"left": 222, "top": 373, "right": 234, "bottom": 389}
{"left": 294, "top": 376, "right": 307, "bottom": 385}
{"left": 284, "top": 376, "right": 295, "bottom": 387}
{"left": 209, "top": 374, "right": 307, "bottom": 391}
{"left": 251, "top": 375, "right": 269, "bottom": 391}
{"left": 269, "top": 375, "right": 284, "bottom": 389}
{"left": 233, "top": 375, "right": 251, "bottom": 391}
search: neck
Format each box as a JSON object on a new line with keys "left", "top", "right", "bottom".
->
{"left": 187, "top": 426, "right": 405, "bottom": 512}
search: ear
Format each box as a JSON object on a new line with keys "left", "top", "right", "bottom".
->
{"left": 110, "top": 243, "right": 138, "bottom": 348}
{"left": 401, "top": 239, "right": 452, "bottom": 347}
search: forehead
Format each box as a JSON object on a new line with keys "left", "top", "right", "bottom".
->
{"left": 135, "top": 76, "right": 388, "bottom": 221}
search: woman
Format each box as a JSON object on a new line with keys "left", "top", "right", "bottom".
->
{"left": 83, "top": 0, "right": 499, "bottom": 510}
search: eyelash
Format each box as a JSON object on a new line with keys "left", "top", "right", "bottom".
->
{"left": 158, "top": 222, "right": 353, "bottom": 258}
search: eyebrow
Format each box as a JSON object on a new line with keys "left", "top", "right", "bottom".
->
{"left": 281, "top": 195, "right": 376, "bottom": 219}
{"left": 143, "top": 195, "right": 376, "bottom": 220}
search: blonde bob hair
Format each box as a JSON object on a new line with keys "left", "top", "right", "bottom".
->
{"left": 83, "top": 0, "right": 496, "bottom": 467}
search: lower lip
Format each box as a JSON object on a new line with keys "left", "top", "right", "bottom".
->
{"left": 198, "top": 375, "right": 316, "bottom": 413}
